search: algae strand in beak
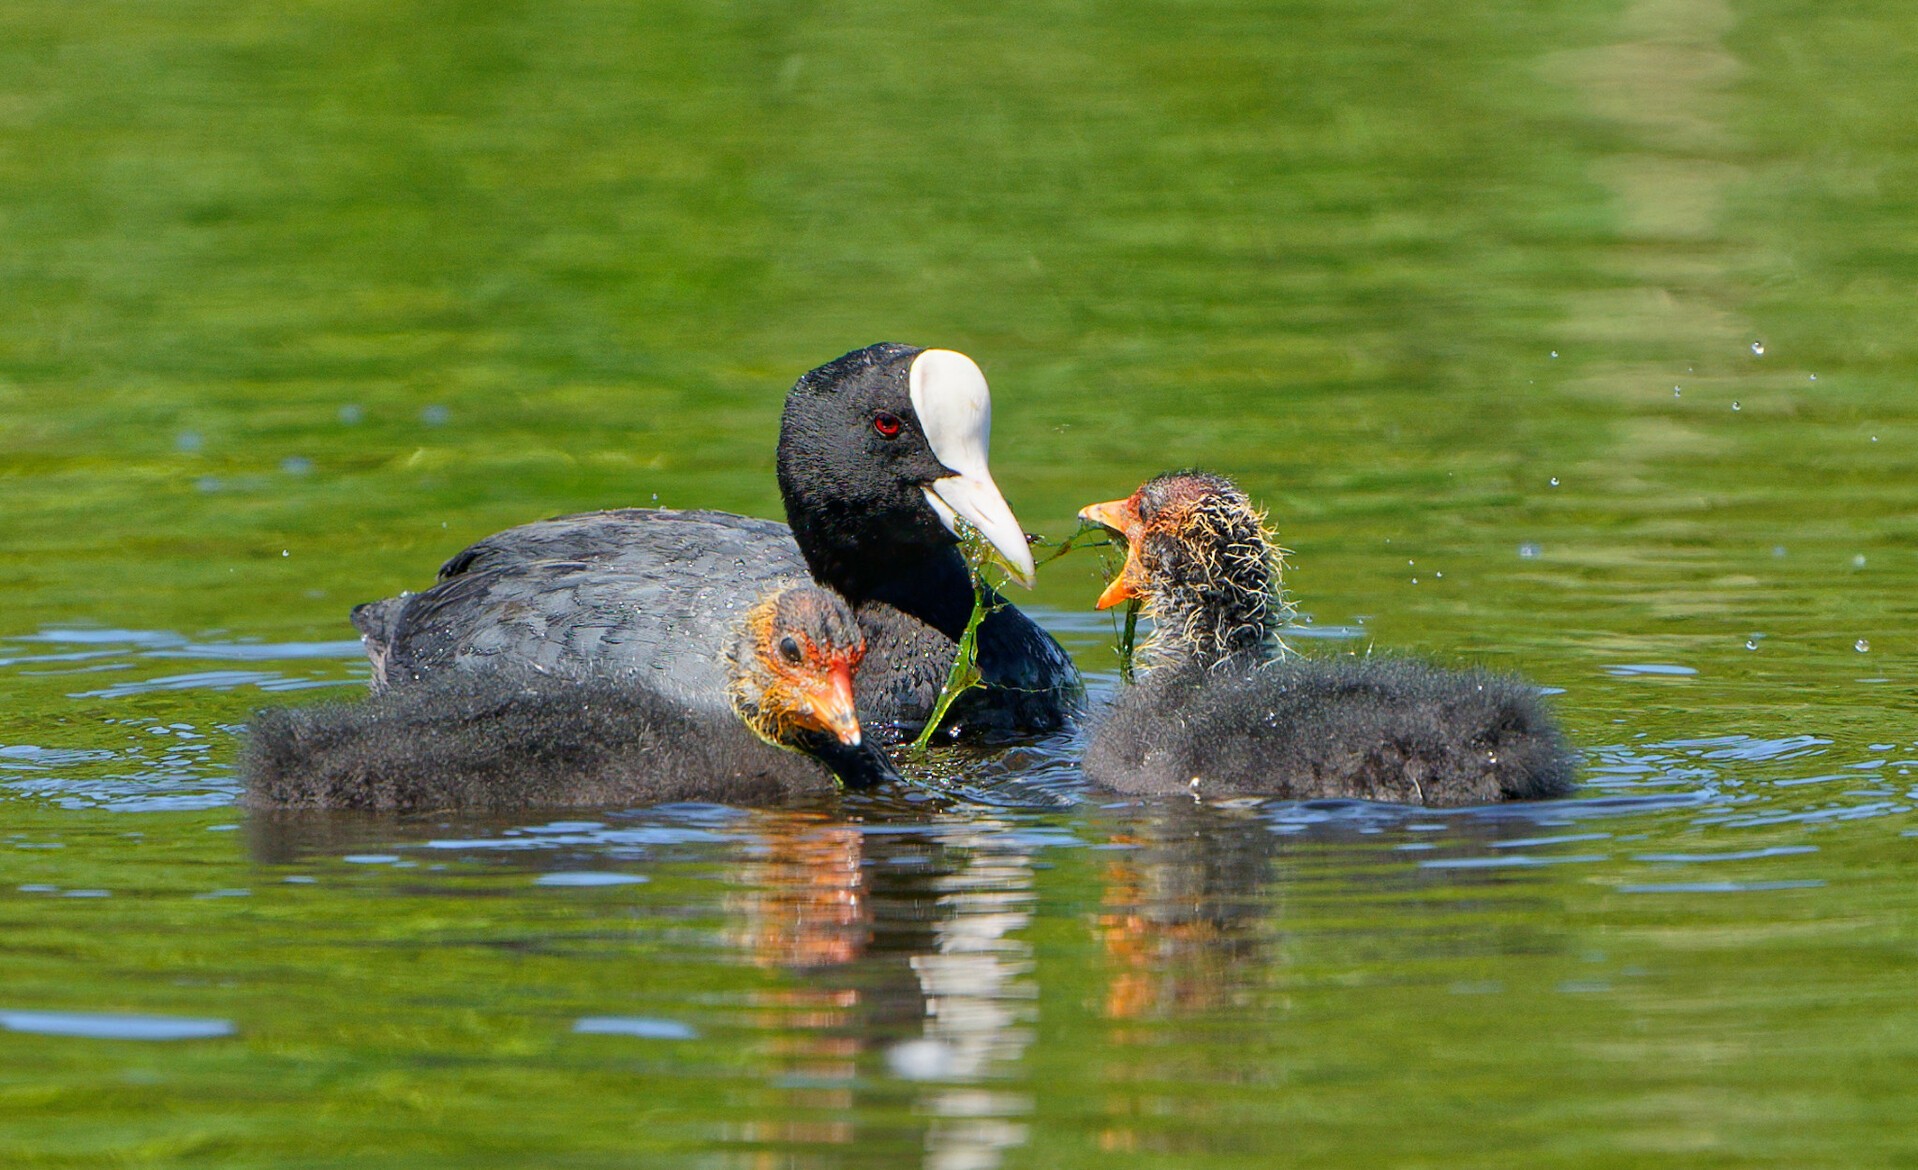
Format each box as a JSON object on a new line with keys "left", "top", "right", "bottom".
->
{"left": 1118, "top": 598, "right": 1141, "bottom": 685}
{"left": 909, "top": 522, "right": 1003, "bottom": 752}
{"left": 909, "top": 519, "right": 1117, "bottom": 751}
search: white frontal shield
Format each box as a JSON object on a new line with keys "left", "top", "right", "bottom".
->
{"left": 909, "top": 349, "right": 1038, "bottom": 588}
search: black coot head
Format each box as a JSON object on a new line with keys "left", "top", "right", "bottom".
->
{"left": 777, "top": 343, "right": 1036, "bottom": 593}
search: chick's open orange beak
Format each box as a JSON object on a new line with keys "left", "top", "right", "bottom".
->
{"left": 1079, "top": 497, "right": 1147, "bottom": 611}
{"left": 793, "top": 659, "right": 863, "bottom": 746}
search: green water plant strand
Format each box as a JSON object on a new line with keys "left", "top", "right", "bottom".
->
{"left": 1032, "top": 522, "right": 1111, "bottom": 568}
{"left": 1070, "top": 519, "right": 1144, "bottom": 684}
{"left": 909, "top": 521, "right": 1118, "bottom": 750}
{"left": 909, "top": 563, "right": 993, "bottom": 751}
{"left": 1118, "top": 598, "right": 1141, "bottom": 685}
{"left": 909, "top": 524, "right": 1001, "bottom": 751}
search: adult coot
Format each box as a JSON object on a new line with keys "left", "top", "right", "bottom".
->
{"left": 356, "top": 344, "right": 1080, "bottom": 736}
{"left": 247, "top": 584, "right": 900, "bottom": 811}
{"left": 1078, "top": 472, "right": 1576, "bottom": 805}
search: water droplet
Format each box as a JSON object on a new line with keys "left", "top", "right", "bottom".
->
{"left": 420, "top": 404, "right": 449, "bottom": 426}
{"left": 1731, "top": 402, "right": 1741, "bottom": 411}
{"left": 1751, "top": 341, "right": 1765, "bottom": 356}
{"left": 651, "top": 493, "right": 659, "bottom": 502}
{"left": 1550, "top": 351, "right": 1559, "bottom": 359}
{"left": 1673, "top": 386, "right": 1681, "bottom": 397}
{"left": 1852, "top": 554, "right": 1867, "bottom": 569}
{"left": 1434, "top": 571, "right": 1443, "bottom": 579}
{"left": 1518, "top": 542, "right": 1541, "bottom": 560}
{"left": 1870, "top": 436, "right": 1878, "bottom": 442}
{"left": 1411, "top": 577, "right": 1419, "bottom": 584}
{"left": 1855, "top": 639, "right": 1870, "bottom": 653}
{"left": 1408, "top": 559, "right": 1415, "bottom": 566}
{"left": 1549, "top": 477, "right": 1560, "bottom": 486}
{"left": 1808, "top": 374, "right": 1817, "bottom": 382}
{"left": 281, "top": 549, "right": 290, "bottom": 558}
{"left": 1745, "top": 640, "right": 1758, "bottom": 651}
{"left": 338, "top": 404, "right": 364, "bottom": 424}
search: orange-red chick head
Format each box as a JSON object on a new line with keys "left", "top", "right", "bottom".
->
{"left": 1079, "top": 471, "right": 1286, "bottom": 668}
{"left": 732, "top": 585, "right": 868, "bottom": 748}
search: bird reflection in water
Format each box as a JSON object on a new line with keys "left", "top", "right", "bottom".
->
{"left": 1097, "top": 801, "right": 1286, "bottom": 1023}
{"left": 731, "top": 809, "right": 871, "bottom": 970}
{"left": 723, "top": 810, "right": 869, "bottom": 1156}
{"left": 1091, "top": 801, "right": 1289, "bottom": 1157}
{"left": 907, "top": 814, "right": 1036, "bottom": 1170}
{"left": 720, "top": 808, "right": 1038, "bottom": 1170}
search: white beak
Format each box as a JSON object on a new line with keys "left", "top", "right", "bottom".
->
{"left": 909, "top": 349, "right": 1038, "bottom": 588}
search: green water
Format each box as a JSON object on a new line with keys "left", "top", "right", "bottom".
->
{"left": 3, "top": 0, "right": 1916, "bottom": 1164}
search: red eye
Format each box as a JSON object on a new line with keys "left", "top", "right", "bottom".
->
{"left": 872, "top": 412, "right": 902, "bottom": 438}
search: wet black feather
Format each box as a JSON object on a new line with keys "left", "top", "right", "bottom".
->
{"left": 1086, "top": 656, "right": 1577, "bottom": 805}
{"left": 241, "top": 672, "right": 851, "bottom": 813}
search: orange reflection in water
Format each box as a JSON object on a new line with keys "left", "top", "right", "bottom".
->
{"left": 722, "top": 813, "right": 871, "bottom": 1161}
{"left": 1096, "top": 819, "right": 1272, "bottom": 1021}
{"left": 731, "top": 810, "right": 870, "bottom": 970}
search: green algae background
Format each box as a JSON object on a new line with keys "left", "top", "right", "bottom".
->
{"left": 2, "top": 0, "right": 1916, "bottom": 1165}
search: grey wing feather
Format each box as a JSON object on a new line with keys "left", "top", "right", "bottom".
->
{"left": 357, "top": 510, "right": 812, "bottom": 713}
{"left": 439, "top": 509, "right": 804, "bottom": 580}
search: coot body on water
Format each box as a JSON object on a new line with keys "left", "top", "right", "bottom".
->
{"left": 249, "top": 584, "right": 899, "bottom": 811}
{"left": 355, "top": 510, "right": 802, "bottom": 707}
{"left": 1079, "top": 472, "right": 1575, "bottom": 805}
{"left": 356, "top": 344, "right": 1080, "bottom": 736}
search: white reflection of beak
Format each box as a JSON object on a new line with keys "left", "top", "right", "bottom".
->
{"left": 910, "top": 349, "right": 1038, "bottom": 588}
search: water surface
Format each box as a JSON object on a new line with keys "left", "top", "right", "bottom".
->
{"left": 3, "top": 0, "right": 1916, "bottom": 1165}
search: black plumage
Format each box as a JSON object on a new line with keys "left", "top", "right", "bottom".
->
{"left": 1079, "top": 472, "right": 1576, "bottom": 805}
{"left": 355, "top": 344, "right": 1080, "bottom": 736}
{"left": 252, "top": 583, "right": 900, "bottom": 811}
{"left": 354, "top": 511, "right": 802, "bottom": 708}
{"left": 1083, "top": 656, "right": 1575, "bottom": 803}
{"left": 242, "top": 672, "right": 860, "bottom": 813}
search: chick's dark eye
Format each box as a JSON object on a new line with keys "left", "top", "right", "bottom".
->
{"left": 872, "top": 412, "right": 902, "bottom": 438}
{"left": 778, "top": 635, "right": 803, "bottom": 665}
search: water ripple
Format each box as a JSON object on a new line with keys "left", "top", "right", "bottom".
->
{"left": 0, "top": 1010, "right": 235, "bottom": 1041}
{"left": 573, "top": 1016, "right": 697, "bottom": 1040}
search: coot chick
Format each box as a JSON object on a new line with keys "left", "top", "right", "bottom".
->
{"left": 362, "top": 344, "right": 1080, "bottom": 736}
{"left": 247, "top": 584, "right": 901, "bottom": 811}
{"left": 1078, "top": 472, "right": 1576, "bottom": 805}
